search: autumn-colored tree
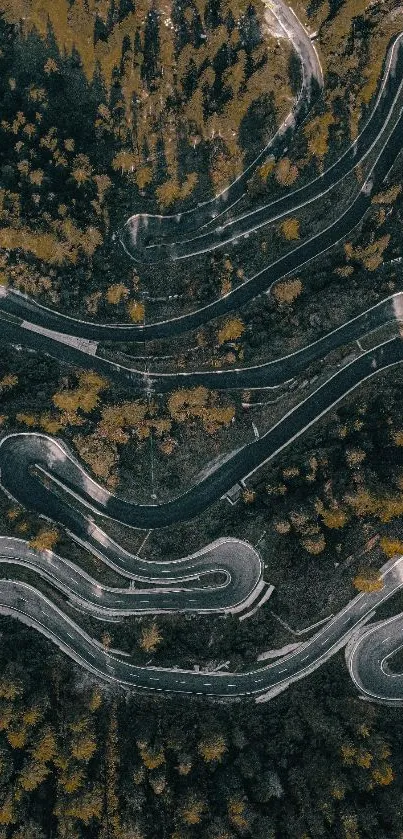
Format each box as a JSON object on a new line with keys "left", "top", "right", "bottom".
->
{"left": 53, "top": 371, "right": 108, "bottom": 418}
{"left": 106, "top": 284, "right": 129, "bottom": 305}
{"left": 71, "top": 153, "right": 92, "bottom": 185}
{"left": 177, "top": 756, "right": 192, "bottom": 775}
{"left": 272, "top": 278, "right": 302, "bottom": 304}
{"left": 0, "top": 374, "right": 18, "bottom": 391}
{"left": 380, "top": 537, "right": 403, "bottom": 558}
{"left": 139, "top": 623, "right": 162, "bottom": 654}
{"left": 304, "top": 113, "right": 335, "bottom": 161}
{"left": 346, "top": 448, "right": 366, "bottom": 467}
{"left": 71, "top": 732, "right": 97, "bottom": 763}
{"left": 372, "top": 763, "right": 394, "bottom": 786}
{"left": 302, "top": 535, "right": 326, "bottom": 555}
{"left": 353, "top": 570, "right": 383, "bottom": 593}
{"left": 181, "top": 794, "right": 206, "bottom": 825}
{"left": 167, "top": 387, "right": 234, "bottom": 433}
{"left": 344, "top": 235, "right": 390, "bottom": 272}
{"left": 29, "top": 528, "right": 59, "bottom": 552}
{"left": 227, "top": 797, "right": 249, "bottom": 831}
{"left": 138, "top": 743, "right": 165, "bottom": 771}
{"left": 242, "top": 489, "right": 256, "bottom": 504}
{"left": 31, "top": 727, "right": 57, "bottom": 763}
{"left": 320, "top": 507, "right": 347, "bottom": 529}
{"left": 127, "top": 300, "right": 145, "bottom": 323}
{"left": 18, "top": 758, "right": 49, "bottom": 791}
{"left": 58, "top": 767, "right": 85, "bottom": 795}
{"left": 372, "top": 185, "right": 401, "bottom": 205}
{"left": 275, "top": 157, "right": 298, "bottom": 186}
{"left": 281, "top": 218, "right": 300, "bottom": 240}
{"left": 16, "top": 413, "right": 37, "bottom": 428}
{"left": 64, "top": 787, "right": 103, "bottom": 824}
{"left": 0, "top": 793, "right": 14, "bottom": 826}
{"left": 198, "top": 734, "right": 227, "bottom": 763}
{"left": 158, "top": 436, "right": 176, "bottom": 456}
{"left": 73, "top": 433, "right": 118, "bottom": 483}
{"left": 217, "top": 317, "right": 245, "bottom": 345}
{"left": 88, "top": 688, "right": 102, "bottom": 713}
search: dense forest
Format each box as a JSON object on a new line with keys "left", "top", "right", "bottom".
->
{"left": 1, "top": 623, "right": 403, "bottom": 839}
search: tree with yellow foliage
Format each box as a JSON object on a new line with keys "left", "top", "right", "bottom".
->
{"left": 29, "top": 528, "right": 59, "bottom": 552}
{"left": 31, "top": 726, "right": 57, "bottom": 763}
{"left": 275, "top": 157, "right": 298, "bottom": 187}
{"left": 272, "top": 278, "right": 302, "bottom": 305}
{"left": 198, "top": 734, "right": 227, "bottom": 763}
{"left": 304, "top": 113, "right": 335, "bottom": 161}
{"left": 181, "top": 794, "right": 206, "bottom": 826}
{"left": 344, "top": 235, "right": 390, "bottom": 272}
{"left": 106, "top": 284, "right": 129, "bottom": 305}
{"left": 380, "top": 537, "right": 403, "bottom": 558}
{"left": 320, "top": 507, "right": 347, "bottom": 529}
{"left": 0, "top": 374, "right": 18, "bottom": 392}
{"left": 217, "top": 317, "right": 245, "bottom": 345}
{"left": 0, "top": 793, "right": 14, "bottom": 826}
{"left": 71, "top": 732, "right": 97, "bottom": 762}
{"left": 302, "top": 535, "right": 326, "bottom": 555}
{"left": 127, "top": 300, "right": 145, "bottom": 323}
{"left": 71, "top": 153, "right": 92, "bottom": 185}
{"left": 138, "top": 743, "right": 165, "bottom": 771}
{"left": 372, "top": 185, "right": 401, "bottom": 205}
{"left": 53, "top": 371, "right": 108, "bottom": 419}
{"left": 18, "top": 758, "right": 50, "bottom": 791}
{"left": 167, "top": 387, "right": 234, "bottom": 433}
{"left": 353, "top": 570, "right": 383, "bottom": 593}
{"left": 168, "top": 387, "right": 210, "bottom": 422}
{"left": 64, "top": 787, "right": 103, "bottom": 824}
{"left": 242, "top": 489, "right": 256, "bottom": 504}
{"left": 227, "top": 796, "right": 249, "bottom": 831}
{"left": 88, "top": 688, "right": 102, "bottom": 713}
{"left": 372, "top": 763, "right": 394, "bottom": 786}
{"left": 73, "top": 433, "right": 118, "bottom": 483}
{"left": 58, "top": 767, "right": 85, "bottom": 795}
{"left": 139, "top": 622, "right": 162, "bottom": 654}
{"left": 281, "top": 218, "right": 300, "bottom": 240}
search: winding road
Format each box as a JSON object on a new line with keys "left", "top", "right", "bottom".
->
{"left": 1, "top": 5, "right": 403, "bottom": 703}
{"left": 0, "top": 536, "right": 265, "bottom": 618}
{"left": 120, "top": 0, "right": 324, "bottom": 258}
{"left": 1, "top": 557, "right": 403, "bottom": 700}
{"left": 121, "top": 31, "right": 403, "bottom": 264}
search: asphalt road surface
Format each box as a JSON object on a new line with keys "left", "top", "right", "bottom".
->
{"left": 0, "top": 536, "right": 264, "bottom": 617}
{"left": 0, "top": 290, "right": 398, "bottom": 395}
{"left": 1, "top": 558, "right": 403, "bottom": 701}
